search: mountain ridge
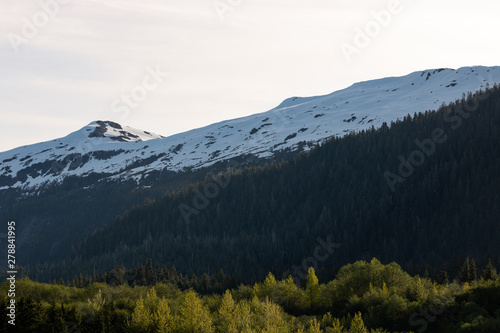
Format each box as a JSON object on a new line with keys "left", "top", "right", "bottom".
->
{"left": 2, "top": 65, "right": 499, "bottom": 193}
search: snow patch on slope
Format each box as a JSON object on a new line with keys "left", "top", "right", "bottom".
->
{"left": 1, "top": 66, "right": 499, "bottom": 192}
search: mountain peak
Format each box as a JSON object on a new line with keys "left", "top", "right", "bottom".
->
{"left": 82, "top": 120, "right": 164, "bottom": 143}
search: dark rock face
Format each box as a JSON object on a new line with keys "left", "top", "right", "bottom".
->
{"left": 88, "top": 121, "right": 109, "bottom": 138}
{"left": 88, "top": 121, "right": 139, "bottom": 142}
{"left": 103, "top": 121, "right": 122, "bottom": 130}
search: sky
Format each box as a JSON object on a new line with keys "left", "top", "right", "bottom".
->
{"left": 1, "top": 0, "right": 499, "bottom": 152}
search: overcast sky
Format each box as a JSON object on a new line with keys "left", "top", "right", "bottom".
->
{"left": 1, "top": 0, "right": 499, "bottom": 152}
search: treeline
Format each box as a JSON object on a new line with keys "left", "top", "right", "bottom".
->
{"left": 69, "top": 259, "right": 243, "bottom": 296}
{"left": 34, "top": 85, "right": 500, "bottom": 282}
{"left": 2, "top": 259, "right": 499, "bottom": 332}
{"left": 47, "top": 257, "right": 499, "bottom": 296}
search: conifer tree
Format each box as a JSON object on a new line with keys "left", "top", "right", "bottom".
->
{"left": 306, "top": 318, "right": 322, "bottom": 333}
{"left": 179, "top": 290, "right": 214, "bottom": 333}
{"left": 261, "top": 297, "right": 287, "bottom": 333}
{"left": 145, "top": 287, "right": 159, "bottom": 312}
{"left": 145, "top": 259, "right": 156, "bottom": 285}
{"left": 234, "top": 301, "right": 253, "bottom": 333}
{"left": 264, "top": 272, "right": 277, "bottom": 289}
{"left": 331, "top": 317, "right": 344, "bottom": 333}
{"left": 136, "top": 265, "right": 147, "bottom": 286}
{"left": 87, "top": 289, "right": 105, "bottom": 312}
{"left": 154, "top": 297, "right": 173, "bottom": 333}
{"left": 306, "top": 267, "right": 319, "bottom": 291}
{"left": 458, "top": 257, "right": 477, "bottom": 284}
{"left": 348, "top": 312, "right": 367, "bottom": 333}
{"left": 218, "top": 290, "right": 237, "bottom": 333}
{"left": 306, "top": 267, "right": 320, "bottom": 310}
{"left": 436, "top": 271, "right": 449, "bottom": 285}
{"left": 414, "top": 278, "right": 426, "bottom": 302}
{"left": 482, "top": 259, "right": 497, "bottom": 281}
{"left": 469, "top": 258, "right": 477, "bottom": 282}
{"left": 458, "top": 258, "right": 470, "bottom": 284}
{"left": 128, "top": 297, "right": 153, "bottom": 332}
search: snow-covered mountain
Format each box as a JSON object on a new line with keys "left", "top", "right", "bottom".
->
{"left": 2, "top": 66, "right": 499, "bottom": 193}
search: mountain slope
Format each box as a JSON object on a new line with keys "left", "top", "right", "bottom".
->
{"left": 1, "top": 66, "right": 499, "bottom": 193}
{"left": 41, "top": 86, "right": 500, "bottom": 282}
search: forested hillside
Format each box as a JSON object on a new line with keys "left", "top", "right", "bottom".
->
{"left": 29, "top": 85, "right": 500, "bottom": 283}
{"left": 0, "top": 152, "right": 270, "bottom": 267}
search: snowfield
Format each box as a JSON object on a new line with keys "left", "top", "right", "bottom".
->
{"left": 1, "top": 66, "right": 499, "bottom": 192}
